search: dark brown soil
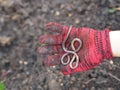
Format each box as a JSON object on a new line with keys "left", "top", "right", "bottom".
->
{"left": 0, "top": 0, "right": 120, "bottom": 90}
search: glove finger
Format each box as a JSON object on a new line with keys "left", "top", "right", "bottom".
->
{"left": 45, "top": 22, "right": 66, "bottom": 33}
{"left": 39, "top": 34, "right": 63, "bottom": 45}
{"left": 38, "top": 45, "right": 63, "bottom": 54}
{"left": 44, "top": 53, "right": 64, "bottom": 66}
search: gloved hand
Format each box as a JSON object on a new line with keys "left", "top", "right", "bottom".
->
{"left": 38, "top": 22, "right": 113, "bottom": 75}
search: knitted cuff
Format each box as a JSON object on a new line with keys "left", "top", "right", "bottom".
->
{"left": 95, "top": 29, "right": 113, "bottom": 60}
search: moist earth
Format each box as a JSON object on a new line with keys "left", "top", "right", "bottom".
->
{"left": 0, "top": 0, "right": 120, "bottom": 90}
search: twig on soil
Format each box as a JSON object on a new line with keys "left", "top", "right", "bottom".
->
{"left": 84, "top": 78, "right": 96, "bottom": 85}
{"left": 101, "top": 60, "right": 120, "bottom": 82}
{"left": 0, "top": 70, "right": 11, "bottom": 80}
{"left": 109, "top": 7, "right": 120, "bottom": 13}
{"left": 115, "top": 7, "right": 120, "bottom": 10}
{"left": 100, "top": 70, "right": 120, "bottom": 82}
{"left": 108, "top": 72, "right": 120, "bottom": 82}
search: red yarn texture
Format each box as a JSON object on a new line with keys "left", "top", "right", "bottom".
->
{"left": 38, "top": 22, "right": 113, "bottom": 75}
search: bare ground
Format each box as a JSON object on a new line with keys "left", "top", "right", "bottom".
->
{"left": 0, "top": 0, "right": 120, "bottom": 90}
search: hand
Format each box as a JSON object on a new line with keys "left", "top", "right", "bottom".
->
{"left": 38, "top": 22, "right": 113, "bottom": 75}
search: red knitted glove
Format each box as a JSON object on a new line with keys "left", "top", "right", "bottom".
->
{"left": 38, "top": 22, "right": 113, "bottom": 75}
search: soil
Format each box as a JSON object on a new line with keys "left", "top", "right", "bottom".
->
{"left": 0, "top": 0, "right": 120, "bottom": 90}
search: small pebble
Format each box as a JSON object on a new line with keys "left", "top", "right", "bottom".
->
{"left": 26, "top": 71, "right": 30, "bottom": 75}
{"left": 0, "top": 17, "right": 4, "bottom": 23}
{"left": 47, "top": 68, "right": 51, "bottom": 72}
{"left": 108, "top": 88, "right": 114, "bottom": 90}
{"left": 11, "top": 14, "right": 21, "bottom": 21}
{"left": 55, "top": 11, "right": 60, "bottom": 16}
{"left": 24, "top": 61, "right": 28, "bottom": 65}
{"left": 60, "top": 83, "right": 63, "bottom": 86}
{"left": 52, "top": 66, "right": 56, "bottom": 69}
{"left": 68, "top": 13, "right": 72, "bottom": 17}
{"left": 90, "top": 87, "right": 95, "bottom": 90}
{"left": 19, "top": 60, "right": 23, "bottom": 64}
{"left": 86, "top": 17, "right": 91, "bottom": 21}
{"left": 75, "top": 18, "right": 80, "bottom": 24}
{"left": 0, "top": 0, "right": 14, "bottom": 7}
{"left": 110, "top": 60, "right": 113, "bottom": 65}
{"left": 82, "top": 84, "right": 86, "bottom": 88}
{"left": 0, "top": 36, "right": 13, "bottom": 46}
{"left": 60, "top": 4, "right": 65, "bottom": 9}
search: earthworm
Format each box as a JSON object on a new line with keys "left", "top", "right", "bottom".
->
{"left": 61, "top": 25, "right": 82, "bottom": 69}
